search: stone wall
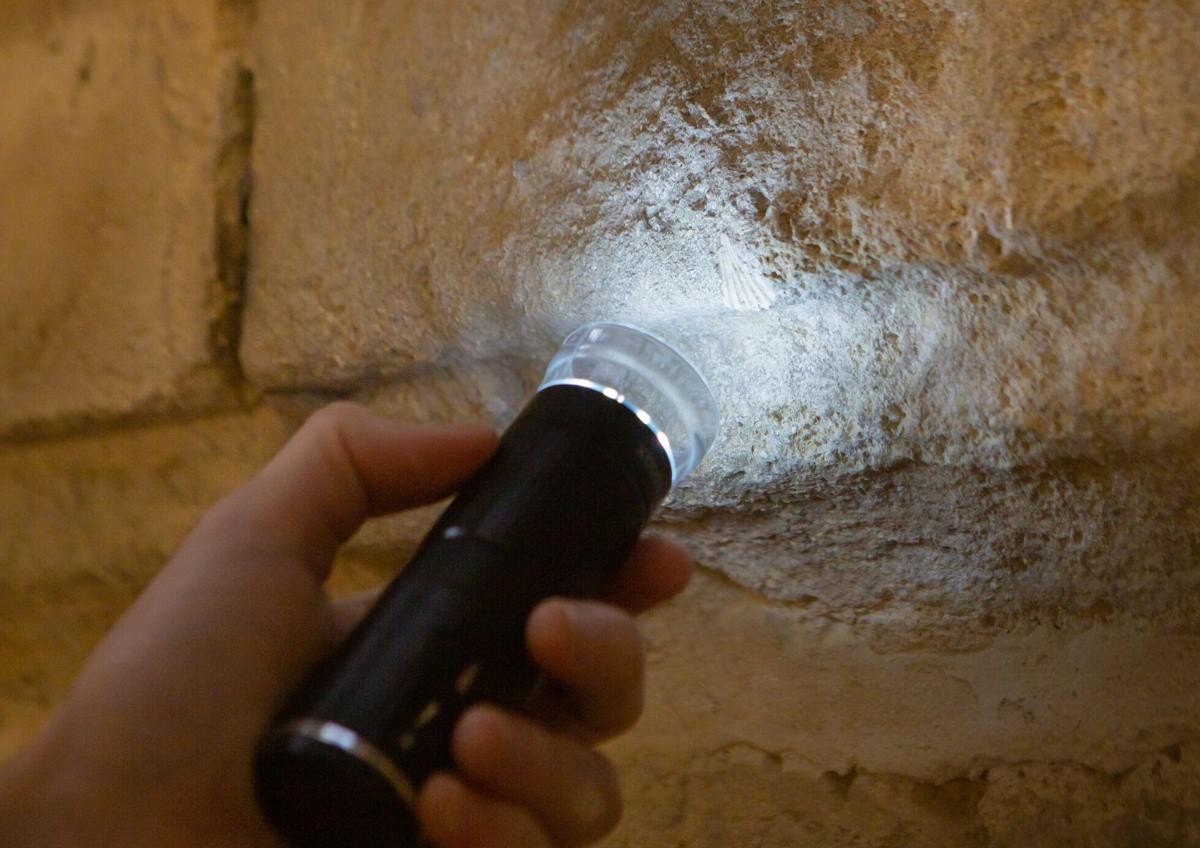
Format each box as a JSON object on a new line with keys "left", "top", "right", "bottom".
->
{"left": 2, "top": 1, "right": 1199, "bottom": 845}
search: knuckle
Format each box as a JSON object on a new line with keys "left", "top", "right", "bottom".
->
{"left": 302, "top": 402, "right": 372, "bottom": 528}
{"left": 303, "top": 403, "right": 360, "bottom": 468}
{"left": 306, "top": 400, "right": 367, "bottom": 434}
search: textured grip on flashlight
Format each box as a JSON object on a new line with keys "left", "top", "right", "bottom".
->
{"left": 255, "top": 385, "right": 672, "bottom": 848}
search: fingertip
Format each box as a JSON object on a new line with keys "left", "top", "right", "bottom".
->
{"left": 648, "top": 536, "right": 695, "bottom": 597}
{"left": 416, "top": 773, "right": 465, "bottom": 846}
{"left": 606, "top": 536, "right": 695, "bottom": 613}
{"left": 525, "top": 598, "right": 574, "bottom": 671}
{"left": 527, "top": 599, "right": 646, "bottom": 709}
{"left": 417, "top": 770, "right": 552, "bottom": 848}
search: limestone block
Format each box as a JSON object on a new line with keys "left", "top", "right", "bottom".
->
{"left": 0, "top": 0, "right": 251, "bottom": 436}
{"left": 2, "top": 0, "right": 1196, "bottom": 844}
{"left": 243, "top": 3, "right": 1200, "bottom": 836}
{"left": 245, "top": 0, "right": 1200, "bottom": 476}
{"left": 0, "top": 408, "right": 289, "bottom": 758}
{"left": 601, "top": 571, "right": 1200, "bottom": 847}
{"left": 246, "top": 0, "right": 1200, "bottom": 610}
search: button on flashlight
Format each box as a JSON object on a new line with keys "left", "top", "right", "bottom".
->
{"left": 255, "top": 322, "right": 720, "bottom": 848}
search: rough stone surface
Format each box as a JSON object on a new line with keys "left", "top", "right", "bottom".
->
{"left": 599, "top": 571, "right": 1200, "bottom": 846}
{"left": 240, "top": 1, "right": 1200, "bottom": 840}
{"left": 3, "top": 0, "right": 1200, "bottom": 844}
{"left": 0, "top": 0, "right": 252, "bottom": 436}
{"left": 245, "top": 0, "right": 1200, "bottom": 608}
{"left": 245, "top": 0, "right": 1200, "bottom": 470}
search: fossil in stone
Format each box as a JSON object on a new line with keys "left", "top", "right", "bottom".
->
{"left": 718, "top": 233, "right": 776, "bottom": 311}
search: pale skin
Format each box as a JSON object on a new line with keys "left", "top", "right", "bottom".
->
{"left": 0, "top": 402, "right": 693, "bottom": 848}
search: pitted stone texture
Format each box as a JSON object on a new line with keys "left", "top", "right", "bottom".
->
{"left": 0, "top": 0, "right": 249, "bottom": 436}
{"left": 258, "top": 361, "right": 1200, "bottom": 636}
{"left": 664, "top": 446, "right": 1200, "bottom": 638}
{"left": 620, "top": 573, "right": 1200, "bottom": 784}
{"left": 601, "top": 572, "right": 1200, "bottom": 848}
{"left": 607, "top": 748, "right": 1200, "bottom": 848}
{"left": 246, "top": 0, "right": 1200, "bottom": 481}
{"left": 1, "top": 1, "right": 1196, "bottom": 844}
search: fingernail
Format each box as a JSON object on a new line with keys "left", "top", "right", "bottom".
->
{"left": 558, "top": 600, "right": 580, "bottom": 626}
{"left": 550, "top": 599, "right": 582, "bottom": 639}
{"left": 559, "top": 601, "right": 601, "bottom": 631}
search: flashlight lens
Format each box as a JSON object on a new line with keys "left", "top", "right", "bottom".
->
{"left": 539, "top": 322, "right": 720, "bottom": 485}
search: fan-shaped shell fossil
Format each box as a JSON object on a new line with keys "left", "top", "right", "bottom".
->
{"left": 718, "top": 234, "right": 775, "bottom": 311}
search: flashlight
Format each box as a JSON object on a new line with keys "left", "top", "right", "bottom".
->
{"left": 254, "top": 322, "right": 720, "bottom": 848}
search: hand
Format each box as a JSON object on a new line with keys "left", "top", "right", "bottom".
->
{"left": 0, "top": 402, "right": 692, "bottom": 848}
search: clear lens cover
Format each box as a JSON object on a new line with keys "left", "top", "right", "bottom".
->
{"left": 540, "top": 322, "right": 720, "bottom": 485}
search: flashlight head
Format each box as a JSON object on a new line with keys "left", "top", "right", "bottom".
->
{"left": 539, "top": 322, "right": 720, "bottom": 485}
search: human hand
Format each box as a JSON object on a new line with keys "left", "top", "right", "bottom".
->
{"left": 0, "top": 402, "right": 692, "bottom": 848}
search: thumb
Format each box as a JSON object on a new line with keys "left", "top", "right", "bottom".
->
{"left": 218, "top": 401, "right": 498, "bottom": 581}
{"left": 151, "top": 400, "right": 498, "bottom": 661}
{"left": 74, "top": 404, "right": 497, "bottom": 714}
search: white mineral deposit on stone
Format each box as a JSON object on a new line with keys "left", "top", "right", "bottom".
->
{"left": 717, "top": 233, "right": 776, "bottom": 312}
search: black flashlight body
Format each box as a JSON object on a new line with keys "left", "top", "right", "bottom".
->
{"left": 255, "top": 383, "right": 673, "bottom": 848}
